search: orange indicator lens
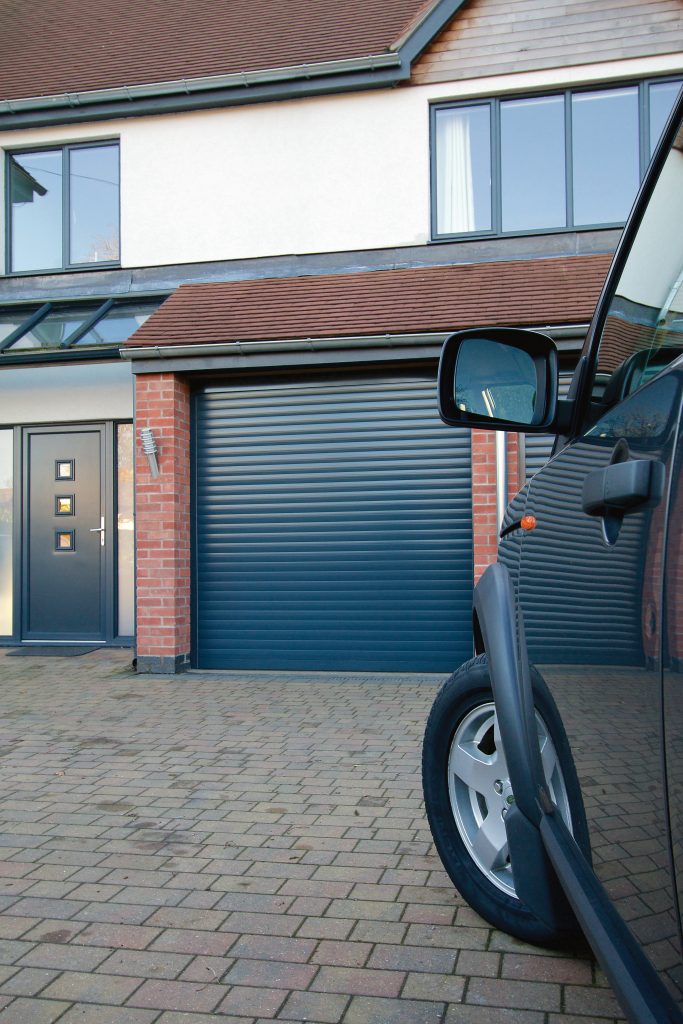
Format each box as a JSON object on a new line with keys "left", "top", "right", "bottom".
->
{"left": 521, "top": 515, "right": 537, "bottom": 532}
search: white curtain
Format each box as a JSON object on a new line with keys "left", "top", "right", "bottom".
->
{"left": 436, "top": 110, "right": 475, "bottom": 234}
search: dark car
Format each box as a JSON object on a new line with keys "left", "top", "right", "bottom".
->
{"left": 422, "top": 91, "right": 683, "bottom": 1023}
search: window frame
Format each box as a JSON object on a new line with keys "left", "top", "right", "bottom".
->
{"left": 5, "top": 139, "right": 121, "bottom": 276}
{"left": 430, "top": 77, "right": 682, "bottom": 243}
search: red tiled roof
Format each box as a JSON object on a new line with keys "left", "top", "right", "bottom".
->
{"left": 126, "top": 255, "right": 613, "bottom": 349}
{"left": 0, "top": 0, "right": 433, "bottom": 102}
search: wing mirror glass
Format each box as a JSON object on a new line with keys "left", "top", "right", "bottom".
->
{"left": 438, "top": 327, "right": 560, "bottom": 431}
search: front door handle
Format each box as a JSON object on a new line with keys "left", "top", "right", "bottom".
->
{"left": 582, "top": 458, "right": 663, "bottom": 517}
{"left": 89, "top": 516, "right": 105, "bottom": 547}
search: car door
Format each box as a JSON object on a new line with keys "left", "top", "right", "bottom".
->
{"left": 514, "top": 117, "right": 683, "bottom": 1001}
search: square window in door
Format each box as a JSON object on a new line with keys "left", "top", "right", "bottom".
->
{"left": 55, "top": 530, "right": 75, "bottom": 551}
{"left": 55, "top": 459, "right": 75, "bottom": 480}
{"left": 55, "top": 495, "right": 74, "bottom": 516}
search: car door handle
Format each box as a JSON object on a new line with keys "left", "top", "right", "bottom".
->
{"left": 582, "top": 458, "right": 663, "bottom": 517}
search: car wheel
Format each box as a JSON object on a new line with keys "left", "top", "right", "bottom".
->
{"left": 422, "top": 653, "right": 590, "bottom": 945}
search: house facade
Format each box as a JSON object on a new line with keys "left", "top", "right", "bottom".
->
{"left": 0, "top": 0, "right": 681, "bottom": 671}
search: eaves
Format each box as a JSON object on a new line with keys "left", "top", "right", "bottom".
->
{"left": 0, "top": 0, "right": 468, "bottom": 130}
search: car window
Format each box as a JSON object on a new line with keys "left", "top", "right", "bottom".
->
{"left": 589, "top": 121, "right": 683, "bottom": 418}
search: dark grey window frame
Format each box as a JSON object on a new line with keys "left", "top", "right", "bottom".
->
{"left": 430, "top": 77, "right": 682, "bottom": 243}
{"left": 5, "top": 139, "right": 121, "bottom": 276}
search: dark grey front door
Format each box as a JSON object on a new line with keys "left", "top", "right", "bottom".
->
{"left": 24, "top": 426, "right": 105, "bottom": 641}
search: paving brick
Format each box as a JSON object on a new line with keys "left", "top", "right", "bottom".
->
{"left": 74, "top": 902, "right": 157, "bottom": 925}
{"left": 445, "top": 1009, "right": 545, "bottom": 1024}
{"left": 145, "top": 907, "right": 228, "bottom": 930}
{"left": 177, "top": 954, "right": 232, "bottom": 983}
{"left": 502, "top": 953, "right": 593, "bottom": 984}
{"left": 563, "top": 984, "right": 624, "bottom": 1017}
{"left": 0, "top": 998, "right": 71, "bottom": 1023}
{"left": 0, "top": 923, "right": 33, "bottom": 942}
{"left": 224, "top": 957, "right": 318, "bottom": 990}
{"left": 229, "top": 934, "right": 316, "bottom": 963}
{"left": 73, "top": 923, "right": 161, "bottom": 950}
{"left": 149, "top": 929, "right": 237, "bottom": 956}
{"left": 311, "top": 966, "right": 405, "bottom": 998}
{"left": 223, "top": 911, "right": 302, "bottom": 937}
{"left": 279, "top": 989, "right": 349, "bottom": 1022}
{"left": 41, "top": 970, "right": 143, "bottom": 1004}
{"left": 0, "top": 945, "right": 32, "bottom": 967}
{"left": 57, "top": 1007, "right": 159, "bottom": 1024}
{"left": 456, "top": 950, "right": 501, "bottom": 978}
{"left": 0, "top": 969, "right": 59, "bottom": 996}
{"left": 467, "top": 978, "right": 562, "bottom": 1013}
{"left": 402, "top": 971, "right": 466, "bottom": 1002}
{"left": 297, "top": 917, "right": 353, "bottom": 940}
{"left": 16, "top": 943, "right": 110, "bottom": 972}
{"left": 217, "top": 984, "right": 288, "bottom": 1017}
{"left": 128, "top": 978, "right": 226, "bottom": 1012}
{"left": 311, "top": 940, "right": 372, "bottom": 968}
{"left": 367, "top": 943, "right": 457, "bottom": 974}
{"left": 96, "top": 948, "right": 192, "bottom": 979}
{"left": 344, "top": 995, "right": 445, "bottom": 1023}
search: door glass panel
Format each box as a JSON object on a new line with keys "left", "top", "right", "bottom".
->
{"left": 501, "top": 95, "right": 566, "bottom": 231}
{"left": 9, "top": 150, "right": 63, "bottom": 272}
{"left": 572, "top": 87, "right": 640, "bottom": 226}
{"left": 0, "top": 430, "right": 13, "bottom": 636}
{"left": 69, "top": 145, "right": 120, "bottom": 264}
{"left": 435, "top": 105, "right": 491, "bottom": 233}
{"left": 591, "top": 122, "right": 683, "bottom": 415}
{"left": 117, "top": 424, "right": 134, "bottom": 636}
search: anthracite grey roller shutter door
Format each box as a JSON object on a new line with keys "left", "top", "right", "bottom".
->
{"left": 194, "top": 376, "right": 473, "bottom": 671}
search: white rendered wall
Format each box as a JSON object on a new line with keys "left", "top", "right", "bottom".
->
{"left": 0, "top": 53, "right": 681, "bottom": 272}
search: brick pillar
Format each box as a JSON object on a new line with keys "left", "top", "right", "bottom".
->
{"left": 134, "top": 373, "right": 191, "bottom": 673}
{"left": 471, "top": 430, "right": 522, "bottom": 583}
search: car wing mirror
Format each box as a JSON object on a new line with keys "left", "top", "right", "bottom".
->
{"left": 438, "top": 327, "right": 561, "bottom": 432}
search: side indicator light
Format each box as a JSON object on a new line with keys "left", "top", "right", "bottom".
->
{"left": 521, "top": 515, "right": 537, "bottom": 532}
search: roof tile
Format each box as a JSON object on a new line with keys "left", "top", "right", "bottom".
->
{"left": 0, "top": 0, "right": 433, "bottom": 101}
{"left": 126, "top": 255, "right": 613, "bottom": 348}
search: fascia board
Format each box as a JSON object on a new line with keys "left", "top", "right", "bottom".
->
{"left": 394, "top": 0, "right": 470, "bottom": 65}
{"left": 0, "top": 55, "right": 405, "bottom": 130}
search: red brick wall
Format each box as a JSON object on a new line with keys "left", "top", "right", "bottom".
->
{"left": 471, "top": 430, "right": 521, "bottom": 582}
{"left": 135, "top": 373, "right": 191, "bottom": 672}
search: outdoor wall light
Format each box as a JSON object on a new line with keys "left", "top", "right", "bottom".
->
{"left": 140, "top": 427, "right": 160, "bottom": 478}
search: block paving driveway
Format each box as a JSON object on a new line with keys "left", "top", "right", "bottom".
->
{"left": 0, "top": 648, "right": 625, "bottom": 1024}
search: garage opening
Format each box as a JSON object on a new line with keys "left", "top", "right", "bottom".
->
{"left": 193, "top": 374, "right": 473, "bottom": 671}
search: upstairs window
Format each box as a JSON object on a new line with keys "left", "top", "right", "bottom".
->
{"left": 432, "top": 79, "right": 681, "bottom": 240}
{"left": 7, "top": 141, "right": 120, "bottom": 273}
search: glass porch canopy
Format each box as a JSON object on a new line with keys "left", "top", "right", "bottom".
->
{"left": 0, "top": 298, "right": 160, "bottom": 354}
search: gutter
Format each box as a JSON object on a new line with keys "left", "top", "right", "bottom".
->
{"left": 120, "top": 332, "right": 450, "bottom": 361}
{"left": 120, "top": 324, "right": 588, "bottom": 362}
{"left": 0, "top": 53, "right": 401, "bottom": 115}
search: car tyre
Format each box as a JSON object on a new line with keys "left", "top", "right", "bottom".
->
{"left": 422, "top": 653, "right": 590, "bottom": 945}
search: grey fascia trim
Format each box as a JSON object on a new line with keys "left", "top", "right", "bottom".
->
{"left": 0, "top": 53, "right": 401, "bottom": 116}
{"left": 393, "top": 0, "right": 469, "bottom": 63}
{"left": 121, "top": 323, "right": 588, "bottom": 363}
{"left": 122, "top": 332, "right": 451, "bottom": 361}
